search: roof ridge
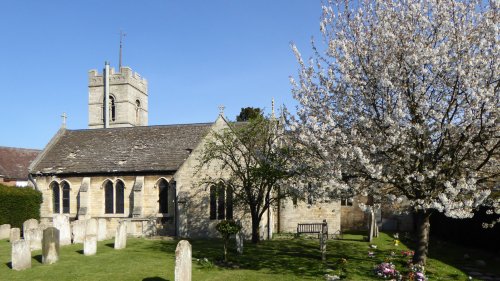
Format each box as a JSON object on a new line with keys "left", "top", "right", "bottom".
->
{"left": 0, "top": 146, "right": 41, "bottom": 152}
{"left": 66, "top": 122, "right": 214, "bottom": 132}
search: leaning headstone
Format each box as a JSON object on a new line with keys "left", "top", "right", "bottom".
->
{"left": 53, "top": 214, "right": 71, "bottom": 246}
{"left": 84, "top": 235, "right": 97, "bottom": 256}
{"left": 72, "top": 220, "right": 87, "bottom": 244}
{"left": 25, "top": 228, "right": 43, "bottom": 250}
{"left": 114, "top": 221, "right": 127, "bottom": 249}
{"left": 97, "top": 219, "right": 107, "bottom": 241}
{"left": 86, "top": 218, "right": 98, "bottom": 236}
{"left": 0, "top": 224, "right": 10, "bottom": 240}
{"left": 23, "top": 219, "right": 39, "bottom": 235}
{"left": 175, "top": 240, "right": 192, "bottom": 281}
{"left": 10, "top": 228, "right": 20, "bottom": 243}
{"left": 236, "top": 231, "right": 244, "bottom": 254}
{"left": 11, "top": 239, "right": 31, "bottom": 270}
{"left": 42, "top": 227, "right": 60, "bottom": 264}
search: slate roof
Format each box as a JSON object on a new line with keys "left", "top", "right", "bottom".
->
{"left": 30, "top": 123, "right": 213, "bottom": 175}
{"left": 0, "top": 146, "right": 40, "bottom": 180}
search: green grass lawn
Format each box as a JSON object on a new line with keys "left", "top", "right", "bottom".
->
{"left": 0, "top": 232, "right": 497, "bottom": 280}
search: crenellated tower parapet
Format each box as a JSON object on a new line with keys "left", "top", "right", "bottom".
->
{"left": 88, "top": 65, "right": 149, "bottom": 129}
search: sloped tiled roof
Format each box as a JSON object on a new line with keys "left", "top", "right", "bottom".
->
{"left": 30, "top": 123, "right": 213, "bottom": 175}
{"left": 0, "top": 146, "right": 40, "bottom": 180}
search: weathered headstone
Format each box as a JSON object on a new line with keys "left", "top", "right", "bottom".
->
{"left": 84, "top": 235, "right": 97, "bottom": 256}
{"left": 72, "top": 220, "right": 87, "bottom": 244}
{"left": 97, "top": 219, "right": 107, "bottom": 241}
{"left": 10, "top": 228, "right": 20, "bottom": 243}
{"left": 23, "top": 219, "right": 39, "bottom": 235}
{"left": 86, "top": 218, "right": 98, "bottom": 236}
{"left": 11, "top": 239, "right": 31, "bottom": 270}
{"left": 236, "top": 231, "right": 244, "bottom": 254}
{"left": 175, "top": 240, "right": 192, "bottom": 281}
{"left": 114, "top": 221, "right": 127, "bottom": 249}
{"left": 42, "top": 227, "right": 60, "bottom": 264}
{"left": 53, "top": 214, "right": 71, "bottom": 246}
{"left": 25, "top": 228, "right": 43, "bottom": 250}
{"left": 0, "top": 224, "right": 10, "bottom": 240}
{"left": 368, "top": 210, "right": 375, "bottom": 243}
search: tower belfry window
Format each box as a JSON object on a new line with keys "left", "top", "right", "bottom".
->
{"left": 135, "top": 99, "right": 141, "bottom": 124}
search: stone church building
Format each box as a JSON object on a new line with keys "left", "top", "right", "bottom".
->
{"left": 29, "top": 64, "right": 346, "bottom": 240}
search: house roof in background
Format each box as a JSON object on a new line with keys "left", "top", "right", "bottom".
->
{"left": 0, "top": 146, "right": 40, "bottom": 180}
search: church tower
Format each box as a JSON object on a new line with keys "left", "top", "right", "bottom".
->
{"left": 88, "top": 63, "right": 148, "bottom": 129}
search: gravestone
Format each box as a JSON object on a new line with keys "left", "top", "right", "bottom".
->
{"left": 175, "top": 240, "right": 192, "bottom": 281}
{"left": 53, "top": 214, "right": 71, "bottom": 246}
{"left": 86, "top": 218, "right": 98, "bottom": 236}
{"left": 114, "top": 221, "right": 127, "bottom": 249}
{"left": 0, "top": 224, "right": 10, "bottom": 240}
{"left": 72, "top": 220, "right": 87, "bottom": 244}
{"left": 236, "top": 231, "right": 244, "bottom": 254}
{"left": 23, "top": 219, "right": 39, "bottom": 235}
{"left": 84, "top": 235, "right": 97, "bottom": 256}
{"left": 42, "top": 227, "right": 60, "bottom": 264}
{"left": 368, "top": 210, "right": 375, "bottom": 243}
{"left": 97, "top": 219, "right": 107, "bottom": 241}
{"left": 11, "top": 239, "right": 31, "bottom": 271}
{"left": 25, "top": 228, "right": 43, "bottom": 250}
{"left": 10, "top": 228, "right": 20, "bottom": 243}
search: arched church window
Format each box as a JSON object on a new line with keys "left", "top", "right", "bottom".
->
{"left": 110, "top": 96, "right": 116, "bottom": 121}
{"left": 104, "top": 180, "right": 114, "bottom": 214}
{"left": 61, "top": 181, "right": 70, "bottom": 214}
{"left": 209, "top": 183, "right": 233, "bottom": 220}
{"left": 51, "top": 182, "right": 60, "bottom": 214}
{"left": 158, "top": 179, "right": 169, "bottom": 214}
{"left": 115, "top": 180, "right": 125, "bottom": 214}
{"left": 135, "top": 99, "right": 141, "bottom": 124}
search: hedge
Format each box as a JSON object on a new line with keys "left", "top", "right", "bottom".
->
{"left": 0, "top": 184, "right": 42, "bottom": 229}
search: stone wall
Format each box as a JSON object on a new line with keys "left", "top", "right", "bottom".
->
{"left": 278, "top": 199, "right": 341, "bottom": 236}
{"left": 36, "top": 172, "right": 176, "bottom": 237}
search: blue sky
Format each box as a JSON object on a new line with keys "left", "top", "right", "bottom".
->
{"left": 0, "top": 1, "right": 323, "bottom": 149}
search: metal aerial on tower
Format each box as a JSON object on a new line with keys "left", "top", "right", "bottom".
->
{"left": 119, "top": 30, "right": 127, "bottom": 71}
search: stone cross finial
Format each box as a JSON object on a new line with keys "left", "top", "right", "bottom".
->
{"left": 218, "top": 105, "right": 225, "bottom": 116}
{"left": 61, "top": 112, "right": 67, "bottom": 128}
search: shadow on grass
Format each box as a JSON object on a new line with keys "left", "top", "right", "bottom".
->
{"left": 33, "top": 254, "right": 42, "bottom": 264}
{"left": 105, "top": 243, "right": 114, "bottom": 248}
{"left": 4, "top": 262, "right": 12, "bottom": 269}
{"left": 142, "top": 277, "right": 169, "bottom": 281}
{"left": 76, "top": 250, "right": 84, "bottom": 255}
{"left": 146, "top": 237, "right": 360, "bottom": 278}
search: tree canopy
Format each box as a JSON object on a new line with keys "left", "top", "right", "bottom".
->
{"left": 236, "top": 107, "right": 263, "bottom": 122}
{"left": 198, "top": 115, "right": 301, "bottom": 243}
{"left": 289, "top": 0, "right": 499, "bottom": 264}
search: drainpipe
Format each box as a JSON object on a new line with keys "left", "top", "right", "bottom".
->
{"left": 104, "top": 61, "right": 110, "bottom": 128}
{"left": 28, "top": 173, "right": 39, "bottom": 191}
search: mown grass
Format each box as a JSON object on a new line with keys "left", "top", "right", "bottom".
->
{"left": 0, "top": 232, "right": 497, "bottom": 280}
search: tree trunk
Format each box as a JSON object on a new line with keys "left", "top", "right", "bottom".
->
{"left": 413, "top": 210, "right": 432, "bottom": 265}
{"left": 250, "top": 210, "right": 261, "bottom": 243}
{"left": 223, "top": 238, "right": 228, "bottom": 262}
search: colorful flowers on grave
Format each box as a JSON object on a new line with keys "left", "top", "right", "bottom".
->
{"left": 374, "top": 262, "right": 401, "bottom": 280}
{"left": 393, "top": 239, "right": 400, "bottom": 246}
{"left": 368, "top": 251, "right": 375, "bottom": 258}
{"left": 401, "top": 250, "right": 414, "bottom": 257}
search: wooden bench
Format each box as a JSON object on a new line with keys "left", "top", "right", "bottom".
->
{"left": 297, "top": 222, "right": 328, "bottom": 239}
